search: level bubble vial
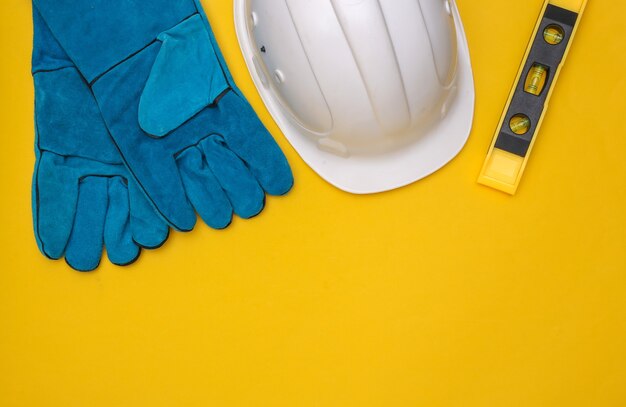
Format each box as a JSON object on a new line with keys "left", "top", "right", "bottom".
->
{"left": 543, "top": 24, "right": 565, "bottom": 45}
{"left": 510, "top": 114, "right": 531, "bottom": 135}
{"left": 525, "top": 63, "right": 549, "bottom": 95}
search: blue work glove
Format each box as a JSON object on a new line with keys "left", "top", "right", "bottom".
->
{"left": 32, "top": 9, "right": 169, "bottom": 271}
{"left": 33, "top": 0, "right": 294, "bottom": 232}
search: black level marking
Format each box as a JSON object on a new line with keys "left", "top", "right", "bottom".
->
{"left": 494, "top": 4, "right": 579, "bottom": 157}
{"left": 545, "top": 4, "right": 578, "bottom": 26}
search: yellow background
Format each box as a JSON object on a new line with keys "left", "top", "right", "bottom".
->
{"left": 1, "top": 0, "right": 625, "bottom": 405}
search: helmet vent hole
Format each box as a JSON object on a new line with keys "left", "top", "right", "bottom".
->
{"left": 273, "top": 70, "right": 285, "bottom": 84}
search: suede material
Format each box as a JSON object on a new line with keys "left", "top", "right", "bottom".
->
{"left": 191, "top": 0, "right": 237, "bottom": 91}
{"left": 139, "top": 15, "right": 229, "bottom": 137}
{"left": 32, "top": 9, "right": 169, "bottom": 271}
{"left": 33, "top": 0, "right": 294, "bottom": 232}
{"left": 32, "top": 0, "right": 196, "bottom": 83}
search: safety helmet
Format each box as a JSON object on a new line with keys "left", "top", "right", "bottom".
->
{"left": 235, "top": 0, "right": 475, "bottom": 194}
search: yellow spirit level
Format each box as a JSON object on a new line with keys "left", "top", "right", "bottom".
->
{"left": 478, "top": 0, "right": 587, "bottom": 194}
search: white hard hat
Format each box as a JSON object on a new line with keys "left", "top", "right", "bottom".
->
{"left": 235, "top": 0, "right": 475, "bottom": 194}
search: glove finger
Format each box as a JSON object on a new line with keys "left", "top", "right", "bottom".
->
{"left": 33, "top": 152, "right": 79, "bottom": 260}
{"left": 219, "top": 94, "right": 294, "bottom": 196}
{"left": 126, "top": 150, "right": 197, "bottom": 232}
{"left": 199, "top": 136, "right": 265, "bottom": 220}
{"left": 127, "top": 181, "right": 169, "bottom": 249}
{"left": 104, "top": 177, "right": 141, "bottom": 266}
{"left": 177, "top": 145, "right": 232, "bottom": 229}
{"left": 65, "top": 177, "right": 108, "bottom": 272}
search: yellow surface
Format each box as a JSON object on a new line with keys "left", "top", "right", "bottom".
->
{"left": 481, "top": 148, "right": 525, "bottom": 194}
{"left": 1, "top": 0, "right": 625, "bottom": 406}
{"left": 553, "top": 0, "right": 587, "bottom": 11}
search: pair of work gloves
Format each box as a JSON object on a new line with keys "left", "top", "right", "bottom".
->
{"left": 32, "top": 0, "right": 293, "bottom": 271}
